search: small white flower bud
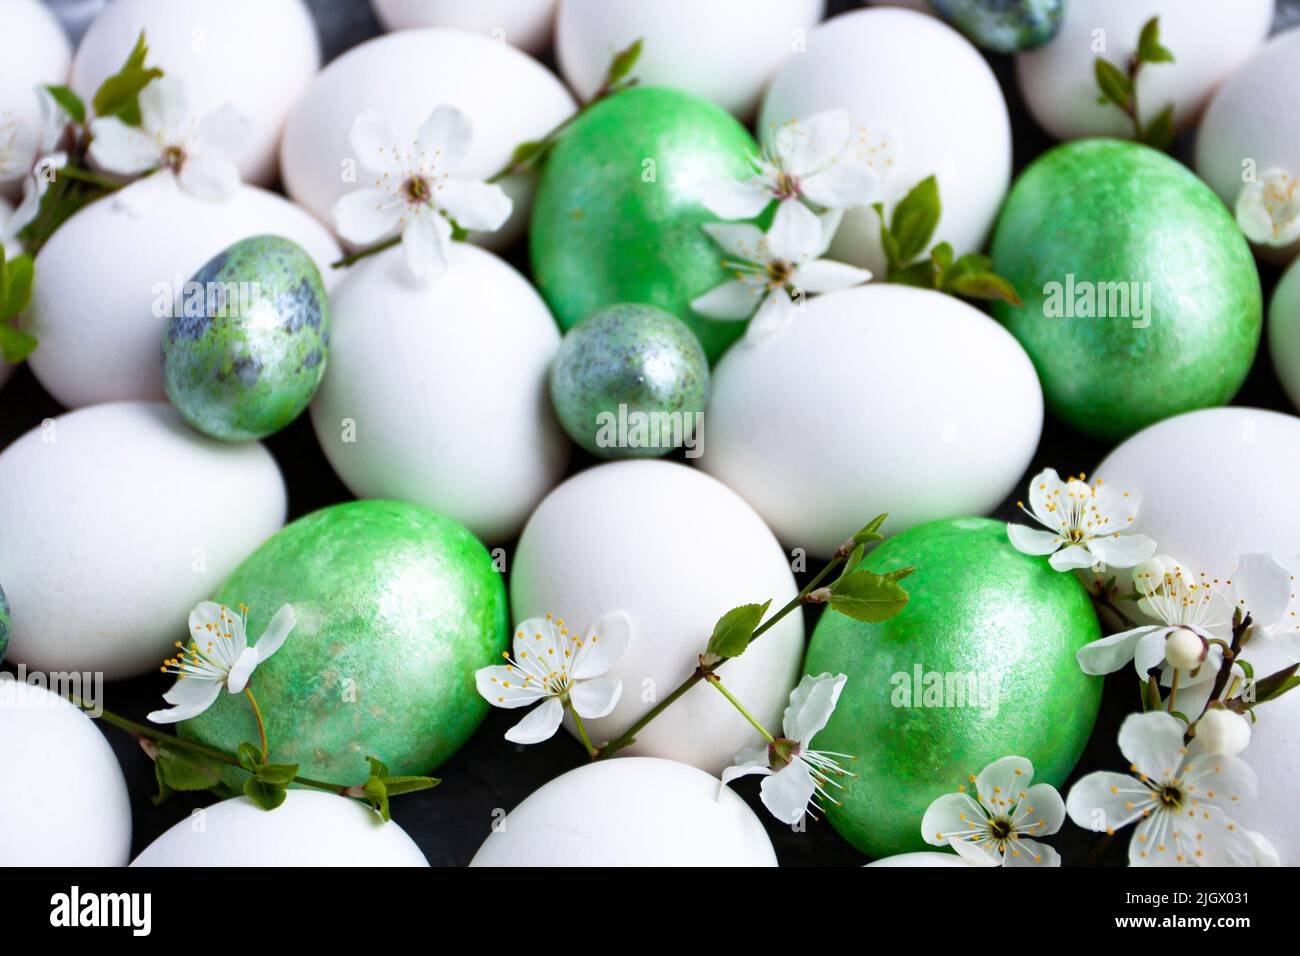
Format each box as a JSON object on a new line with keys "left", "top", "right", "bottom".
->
{"left": 1130, "top": 555, "right": 1167, "bottom": 588}
{"left": 1196, "top": 707, "right": 1251, "bottom": 756}
{"left": 1164, "top": 627, "right": 1206, "bottom": 671}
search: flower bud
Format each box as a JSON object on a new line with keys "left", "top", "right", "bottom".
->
{"left": 1196, "top": 707, "right": 1251, "bottom": 756}
{"left": 1164, "top": 627, "right": 1206, "bottom": 671}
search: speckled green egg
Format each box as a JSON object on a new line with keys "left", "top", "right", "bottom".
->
{"left": 530, "top": 86, "right": 759, "bottom": 364}
{"left": 803, "top": 517, "right": 1102, "bottom": 859}
{"left": 991, "top": 139, "right": 1262, "bottom": 441}
{"left": 550, "top": 304, "right": 710, "bottom": 458}
{"left": 161, "top": 235, "right": 329, "bottom": 442}
{"left": 179, "top": 500, "right": 508, "bottom": 787}
{"left": 930, "top": 0, "right": 1064, "bottom": 53}
{"left": 0, "top": 584, "right": 10, "bottom": 665}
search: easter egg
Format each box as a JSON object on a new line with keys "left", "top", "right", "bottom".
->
{"left": 132, "top": 791, "right": 428, "bottom": 866}
{"left": 530, "top": 86, "right": 757, "bottom": 363}
{"left": 162, "top": 235, "right": 329, "bottom": 442}
{"left": 700, "top": 285, "right": 1042, "bottom": 558}
{"left": 371, "top": 0, "right": 556, "bottom": 54}
{"left": 759, "top": 7, "right": 1011, "bottom": 277}
{"left": 470, "top": 757, "right": 776, "bottom": 866}
{"left": 0, "top": 0, "right": 71, "bottom": 201}
{"left": 1270, "top": 259, "right": 1300, "bottom": 413}
{"left": 866, "top": 851, "right": 977, "bottom": 867}
{"left": 555, "top": 0, "right": 825, "bottom": 118}
{"left": 0, "top": 583, "right": 9, "bottom": 663}
{"left": 550, "top": 303, "right": 709, "bottom": 459}
{"left": 930, "top": 0, "right": 1064, "bottom": 53}
{"left": 0, "top": 680, "right": 132, "bottom": 866}
{"left": 1015, "top": 0, "right": 1272, "bottom": 142}
{"left": 510, "top": 461, "right": 804, "bottom": 774}
{"left": 1095, "top": 407, "right": 1300, "bottom": 580}
{"left": 990, "top": 139, "right": 1261, "bottom": 441}
{"left": 0, "top": 401, "right": 285, "bottom": 679}
{"left": 180, "top": 500, "right": 508, "bottom": 785}
{"left": 803, "top": 516, "right": 1103, "bottom": 858}
{"left": 281, "top": 29, "right": 574, "bottom": 251}
{"left": 1196, "top": 28, "right": 1300, "bottom": 266}
{"left": 70, "top": 0, "right": 319, "bottom": 185}
{"left": 311, "top": 244, "right": 568, "bottom": 544}
{"left": 27, "top": 178, "right": 340, "bottom": 409}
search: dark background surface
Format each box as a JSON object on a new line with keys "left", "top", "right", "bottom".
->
{"left": 2, "top": 0, "right": 1297, "bottom": 867}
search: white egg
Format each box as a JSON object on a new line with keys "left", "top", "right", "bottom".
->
{"left": 1196, "top": 27, "right": 1300, "bottom": 266}
{"left": 70, "top": 0, "right": 319, "bottom": 185}
{"left": 281, "top": 29, "right": 575, "bottom": 251}
{"left": 311, "top": 244, "right": 568, "bottom": 544}
{"left": 1095, "top": 407, "right": 1300, "bottom": 579}
{"left": 0, "top": 0, "right": 71, "bottom": 201}
{"left": 471, "top": 757, "right": 777, "bottom": 866}
{"left": 699, "top": 285, "right": 1042, "bottom": 559}
{"left": 26, "top": 178, "right": 340, "bottom": 409}
{"left": 760, "top": 7, "right": 1011, "bottom": 276}
{"left": 556, "top": 0, "right": 825, "bottom": 119}
{"left": 1270, "top": 258, "right": 1300, "bottom": 412}
{"left": 0, "top": 679, "right": 131, "bottom": 865}
{"left": 0, "top": 401, "right": 286, "bottom": 680}
{"left": 1017, "top": 0, "right": 1272, "bottom": 142}
{"left": 510, "top": 461, "right": 804, "bottom": 774}
{"left": 132, "top": 790, "right": 428, "bottom": 866}
{"left": 372, "top": 0, "right": 556, "bottom": 55}
{"left": 866, "top": 851, "right": 976, "bottom": 867}
{"left": 1232, "top": 637, "right": 1300, "bottom": 866}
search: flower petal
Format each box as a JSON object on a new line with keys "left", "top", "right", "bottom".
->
{"left": 1076, "top": 625, "right": 1159, "bottom": 675}
{"left": 773, "top": 109, "right": 851, "bottom": 177}
{"left": 188, "top": 602, "right": 226, "bottom": 642}
{"left": 416, "top": 104, "right": 473, "bottom": 169}
{"left": 720, "top": 760, "right": 772, "bottom": 788}
{"left": 438, "top": 178, "right": 512, "bottom": 232}
{"left": 147, "top": 681, "right": 221, "bottom": 724}
{"left": 758, "top": 762, "right": 817, "bottom": 825}
{"left": 921, "top": 791, "right": 986, "bottom": 846}
{"left": 742, "top": 289, "right": 796, "bottom": 346}
{"left": 949, "top": 836, "right": 1004, "bottom": 866}
{"left": 475, "top": 664, "right": 548, "bottom": 709}
{"left": 1232, "top": 553, "right": 1294, "bottom": 631}
{"left": 1012, "top": 782, "right": 1065, "bottom": 838}
{"left": 88, "top": 117, "right": 161, "bottom": 175}
{"left": 331, "top": 188, "right": 405, "bottom": 244}
{"left": 690, "top": 278, "right": 762, "bottom": 321}
{"left": 225, "top": 647, "right": 260, "bottom": 694}
{"left": 1048, "top": 544, "right": 1096, "bottom": 571}
{"left": 193, "top": 104, "right": 251, "bottom": 157}
{"left": 1182, "top": 752, "right": 1258, "bottom": 804}
{"left": 571, "top": 610, "right": 633, "bottom": 680}
{"left": 504, "top": 696, "right": 564, "bottom": 744}
{"left": 783, "top": 672, "right": 847, "bottom": 746}
{"left": 1066, "top": 771, "right": 1154, "bottom": 834}
{"left": 1025, "top": 468, "right": 1066, "bottom": 526}
{"left": 767, "top": 197, "right": 823, "bottom": 262}
{"left": 348, "top": 109, "right": 402, "bottom": 176}
{"left": 1087, "top": 532, "right": 1157, "bottom": 569}
{"left": 252, "top": 604, "right": 296, "bottom": 661}
{"left": 138, "top": 76, "right": 187, "bottom": 135}
{"left": 568, "top": 676, "right": 622, "bottom": 719}
{"left": 701, "top": 221, "right": 767, "bottom": 260}
{"left": 161, "top": 674, "right": 221, "bottom": 706}
{"left": 1007, "top": 523, "right": 1061, "bottom": 556}
{"left": 401, "top": 208, "right": 453, "bottom": 278}
{"left": 974, "top": 755, "right": 1033, "bottom": 817}
{"left": 1118, "top": 710, "right": 1186, "bottom": 782}
{"left": 1005, "top": 836, "right": 1059, "bottom": 867}
{"left": 177, "top": 153, "right": 240, "bottom": 202}
{"left": 698, "top": 175, "right": 772, "bottom": 221}
{"left": 800, "top": 158, "right": 881, "bottom": 210}
{"left": 789, "top": 257, "right": 871, "bottom": 294}
{"left": 1133, "top": 627, "right": 1177, "bottom": 677}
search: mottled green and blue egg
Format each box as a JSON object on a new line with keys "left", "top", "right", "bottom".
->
{"left": 550, "top": 304, "right": 710, "bottom": 458}
{"left": 929, "top": 0, "right": 1064, "bottom": 53}
{"left": 0, "top": 584, "right": 10, "bottom": 664}
{"left": 161, "top": 235, "right": 329, "bottom": 442}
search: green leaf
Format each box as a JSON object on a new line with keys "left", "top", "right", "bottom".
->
{"left": 604, "top": 38, "right": 643, "bottom": 88}
{"left": 1141, "top": 103, "right": 1175, "bottom": 151}
{"left": 873, "top": 203, "right": 901, "bottom": 272}
{"left": 0, "top": 325, "right": 38, "bottom": 364}
{"left": 1, "top": 254, "right": 35, "bottom": 320}
{"left": 43, "top": 84, "right": 86, "bottom": 126}
{"left": 364, "top": 755, "right": 391, "bottom": 779}
{"left": 363, "top": 776, "right": 390, "bottom": 821}
{"left": 706, "top": 600, "right": 772, "bottom": 660}
{"left": 947, "top": 270, "right": 1023, "bottom": 307}
{"left": 883, "top": 565, "right": 917, "bottom": 582}
{"left": 1093, "top": 58, "right": 1132, "bottom": 109}
{"left": 382, "top": 775, "right": 440, "bottom": 797}
{"left": 91, "top": 30, "right": 162, "bottom": 125}
{"left": 1143, "top": 674, "right": 1161, "bottom": 711}
{"left": 889, "top": 175, "right": 941, "bottom": 265}
{"left": 236, "top": 741, "right": 264, "bottom": 772}
{"left": 1136, "top": 17, "right": 1174, "bottom": 64}
{"left": 853, "top": 514, "right": 888, "bottom": 545}
{"left": 150, "top": 741, "right": 224, "bottom": 804}
{"left": 242, "top": 777, "right": 288, "bottom": 811}
{"left": 254, "top": 762, "right": 299, "bottom": 785}
{"left": 828, "top": 570, "right": 909, "bottom": 623}
{"left": 1254, "top": 663, "right": 1300, "bottom": 704}
{"left": 890, "top": 259, "right": 937, "bottom": 288}
{"left": 506, "top": 138, "right": 552, "bottom": 174}
{"left": 837, "top": 543, "right": 866, "bottom": 583}
{"left": 929, "top": 241, "right": 954, "bottom": 288}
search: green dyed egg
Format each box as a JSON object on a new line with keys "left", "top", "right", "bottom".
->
{"left": 530, "top": 86, "right": 759, "bottom": 363}
{"left": 550, "top": 303, "right": 710, "bottom": 458}
{"left": 162, "top": 234, "right": 330, "bottom": 442}
{"left": 803, "top": 517, "right": 1102, "bottom": 858}
{"left": 0, "top": 584, "right": 9, "bottom": 664}
{"left": 180, "top": 500, "right": 507, "bottom": 785}
{"left": 991, "top": 139, "right": 1261, "bottom": 441}
{"left": 930, "top": 0, "right": 1063, "bottom": 53}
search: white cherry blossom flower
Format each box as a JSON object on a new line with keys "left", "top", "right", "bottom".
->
{"left": 1193, "top": 706, "right": 1251, "bottom": 757}
{"left": 1230, "top": 552, "right": 1300, "bottom": 660}
{"left": 721, "top": 672, "right": 855, "bottom": 826}
{"left": 1066, "top": 711, "right": 1258, "bottom": 867}
{"left": 3, "top": 88, "right": 70, "bottom": 241}
{"left": 0, "top": 109, "right": 25, "bottom": 183}
{"left": 699, "top": 109, "right": 888, "bottom": 241}
{"left": 1007, "top": 468, "right": 1156, "bottom": 572}
{"left": 921, "top": 755, "right": 1064, "bottom": 867}
{"left": 691, "top": 208, "right": 871, "bottom": 345}
{"left": 1236, "top": 168, "right": 1300, "bottom": 247}
{"left": 89, "top": 76, "right": 248, "bottom": 202}
{"left": 332, "top": 104, "right": 512, "bottom": 279}
{"left": 148, "top": 601, "right": 297, "bottom": 723}
{"left": 475, "top": 612, "right": 631, "bottom": 745}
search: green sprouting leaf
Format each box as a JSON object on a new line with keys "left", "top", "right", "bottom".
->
{"left": 1093, "top": 57, "right": 1131, "bottom": 109}
{"left": 236, "top": 741, "right": 264, "bottom": 772}
{"left": 884, "top": 565, "right": 917, "bottom": 582}
{"left": 604, "top": 38, "right": 643, "bottom": 88}
{"left": 853, "top": 514, "right": 889, "bottom": 545}
{"left": 836, "top": 543, "right": 866, "bottom": 583}
{"left": 929, "top": 241, "right": 954, "bottom": 287}
{"left": 382, "top": 775, "right": 440, "bottom": 797}
{"left": 947, "top": 270, "right": 1023, "bottom": 307}
{"left": 363, "top": 776, "right": 390, "bottom": 821}
{"left": 43, "top": 84, "right": 86, "bottom": 126}
{"left": 0, "top": 325, "right": 38, "bottom": 364}
{"left": 242, "top": 777, "right": 288, "bottom": 811}
{"left": 507, "top": 138, "right": 551, "bottom": 174}
{"left": 1254, "top": 663, "right": 1300, "bottom": 704}
{"left": 828, "top": 570, "right": 909, "bottom": 623}
{"left": 1136, "top": 16, "right": 1174, "bottom": 64}
{"left": 1, "top": 254, "right": 35, "bottom": 320}
{"left": 706, "top": 600, "right": 772, "bottom": 660}
{"left": 889, "top": 175, "right": 941, "bottom": 265}
{"left": 254, "top": 762, "right": 299, "bottom": 786}
{"left": 1142, "top": 103, "right": 1176, "bottom": 151}
{"left": 150, "top": 741, "right": 224, "bottom": 805}
{"left": 890, "top": 259, "right": 938, "bottom": 288}
{"left": 92, "top": 30, "right": 162, "bottom": 125}
{"left": 873, "top": 203, "right": 901, "bottom": 272}
{"left": 1143, "top": 674, "right": 1161, "bottom": 712}
{"left": 365, "top": 755, "right": 390, "bottom": 779}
